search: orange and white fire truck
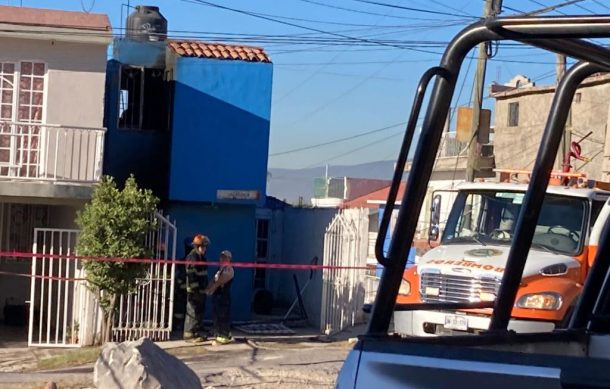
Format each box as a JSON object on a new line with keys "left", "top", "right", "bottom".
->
{"left": 394, "top": 170, "right": 610, "bottom": 336}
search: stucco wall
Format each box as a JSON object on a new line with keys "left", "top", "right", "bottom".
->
{"left": 494, "top": 82, "right": 610, "bottom": 180}
{"left": 0, "top": 38, "right": 107, "bottom": 128}
{"left": 267, "top": 207, "right": 337, "bottom": 327}
{"left": 167, "top": 202, "right": 257, "bottom": 322}
{"left": 169, "top": 57, "right": 273, "bottom": 206}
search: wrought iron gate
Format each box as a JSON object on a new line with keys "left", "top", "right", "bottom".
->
{"left": 320, "top": 209, "right": 368, "bottom": 335}
{"left": 28, "top": 212, "right": 177, "bottom": 347}
{"left": 113, "top": 212, "right": 177, "bottom": 342}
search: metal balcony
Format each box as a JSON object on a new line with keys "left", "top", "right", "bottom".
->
{"left": 0, "top": 121, "right": 105, "bottom": 183}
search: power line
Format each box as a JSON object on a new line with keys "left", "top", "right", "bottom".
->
{"left": 297, "top": 0, "right": 472, "bottom": 21}
{"left": 350, "top": 0, "right": 477, "bottom": 18}
{"left": 270, "top": 122, "right": 405, "bottom": 157}
{"left": 274, "top": 57, "right": 563, "bottom": 66}
{"left": 305, "top": 130, "right": 404, "bottom": 168}
{"left": 273, "top": 3, "right": 398, "bottom": 105}
{"left": 429, "top": 0, "right": 479, "bottom": 17}
{"left": 526, "top": 0, "right": 586, "bottom": 15}
{"left": 592, "top": 0, "right": 610, "bottom": 11}
{"left": 182, "top": 0, "right": 443, "bottom": 54}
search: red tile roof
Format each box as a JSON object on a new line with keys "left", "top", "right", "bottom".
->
{"left": 343, "top": 182, "right": 406, "bottom": 209}
{"left": 0, "top": 5, "right": 111, "bottom": 31}
{"left": 168, "top": 40, "right": 271, "bottom": 63}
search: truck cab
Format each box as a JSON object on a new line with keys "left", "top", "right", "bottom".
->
{"left": 395, "top": 181, "right": 610, "bottom": 336}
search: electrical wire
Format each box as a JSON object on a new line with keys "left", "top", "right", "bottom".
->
{"left": 349, "top": 0, "right": 477, "bottom": 18}
{"left": 269, "top": 122, "right": 405, "bottom": 157}
{"left": 305, "top": 130, "right": 405, "bottom": 168}
{"left": 296, "top": 0, "right": 472, "bottom": 21}
{"left": 182, "top": 0, "right": 445, "bottom": 54}
{"left": 591, "top": 0, "right": 610, "bottom": 11}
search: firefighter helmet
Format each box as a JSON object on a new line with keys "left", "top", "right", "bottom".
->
{"left": 192, "top": 234, "right": 210, "bottom": 247}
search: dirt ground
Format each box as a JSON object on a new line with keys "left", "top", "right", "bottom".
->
{"left": 0, "top": 337, "right": 354, "bottom": 388}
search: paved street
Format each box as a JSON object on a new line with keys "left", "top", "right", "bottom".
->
{"left": 0, "top": 338, "right": 352, "bottom": 388}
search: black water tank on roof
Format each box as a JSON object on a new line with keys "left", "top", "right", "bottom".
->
{"left": 126, "top": 6, "right": 168, "bottom": 42}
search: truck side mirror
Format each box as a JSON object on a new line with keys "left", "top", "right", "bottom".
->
{"left": 429, "top": 194, "right": 442, "bottom": 243}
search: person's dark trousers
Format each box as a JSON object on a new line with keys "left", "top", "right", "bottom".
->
{"left": 212, "top": 286, "right": 231, "bottom": 338}
{"left": 173, "top": 288, "right": 186, "bottom": 332}
{"left": 184, "top": 292, "right": 206, "bottom": 339}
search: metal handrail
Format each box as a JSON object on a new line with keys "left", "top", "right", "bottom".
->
{"left": 367, "top": 15, "right": 610, "bottom": 335}
{"left": 0, "top": 120, "right": 106, "bottom": 132}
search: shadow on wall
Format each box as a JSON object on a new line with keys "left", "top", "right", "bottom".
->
{"left": 267, "top": 207, "right": 339, "bottom": 327}
{"left": 167, "top": 203, "right": 257, "bottom": 323}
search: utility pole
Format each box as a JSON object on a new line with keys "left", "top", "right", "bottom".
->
{"left": 557, "top": 54, "right": 572, "bottom": 171}
{"left": 465, "top": 0, "right": 502, "bottom": 182}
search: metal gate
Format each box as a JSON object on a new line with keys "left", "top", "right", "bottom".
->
{"left": 28, "top": 212, "right": 177, "bottom": 347}
{"left": 28, "top": 228, "right": 95, "bottom": 347}
{"left": 113, "top": 212, "right": 177, "bottom": 342}
{"left": 320, "top": 208, "right": 368, "bottom": 335}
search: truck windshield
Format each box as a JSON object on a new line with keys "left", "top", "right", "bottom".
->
{"left": 442, "top": 191, "right": 587, "bottom": 256}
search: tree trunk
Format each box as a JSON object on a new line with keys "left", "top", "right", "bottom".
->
{"left": 99, "top": 294, "right": 117, "bottom": 344}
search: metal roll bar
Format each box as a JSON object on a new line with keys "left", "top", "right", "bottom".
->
{"left": 489, "top": 61, "right": 609, "bottom": 330}
{"left": 368, "top": 15, "right": 610, "bottom": 335}
{"left": 376, "top": 67, "right": 450, "bottom": 267}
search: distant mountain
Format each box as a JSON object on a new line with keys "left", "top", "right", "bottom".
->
{"left": 268, "top": 160, "right": 397, "bottom": 204}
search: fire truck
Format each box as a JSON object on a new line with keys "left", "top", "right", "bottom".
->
{"left": 394, "top": 170, "right": 610, "bottom": 336}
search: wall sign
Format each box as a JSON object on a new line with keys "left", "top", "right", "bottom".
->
{"left": 217, "top": 190, "right": 260, "bottom": 200}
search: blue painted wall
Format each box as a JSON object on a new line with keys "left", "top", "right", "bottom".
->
{"left": 168, "top": 202, "right": 256, "bottom": 321}
{"left": 169, "top": 57, "right": 273, "bottom": 206}
{"left": 103, "top": 59, "right": 170, "bottom": 198}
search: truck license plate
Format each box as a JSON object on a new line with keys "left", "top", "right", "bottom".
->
{"left": 444, "top": 314, "right": 468, "bottom": 331}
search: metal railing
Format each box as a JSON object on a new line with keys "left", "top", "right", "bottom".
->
{"left": 0, "top": 121, "right": 105, "bottom": 183}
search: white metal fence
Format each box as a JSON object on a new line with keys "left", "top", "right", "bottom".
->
{"left": 28, "top": 213, "right": 177, "bottom": 348}
{"left": 320, "top": 208, "right": 369, "bottom": 335}
{"left": 0, "top": 121, "right": 105, "bottom": 182}
{"left": 113, "top": 213, "right": 177, "bottom": 342}
{"left": 28, "top": 228, "right": 100, "bottom": 347}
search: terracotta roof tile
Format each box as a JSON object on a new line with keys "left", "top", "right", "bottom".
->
{"left": 0, "top": 5, "right": 111, "bottom": 31}
{"left": 168, "top": 40, "right": 271, "bottom": 63}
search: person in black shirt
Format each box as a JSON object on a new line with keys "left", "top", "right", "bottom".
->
{"left": 183, "top": 234, "right": 210, "bottom": 342}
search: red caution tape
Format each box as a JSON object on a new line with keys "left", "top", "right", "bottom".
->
{"left": 0, "top": 251, "right": 371, "bottom": 270}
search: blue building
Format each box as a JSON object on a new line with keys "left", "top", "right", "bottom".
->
{"left": 103, "top": 36, "right": 273, "bottom": 321}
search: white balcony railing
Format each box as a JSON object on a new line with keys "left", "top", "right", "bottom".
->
{"left": 0, "top": 121, "right": 105, "bottom": 183}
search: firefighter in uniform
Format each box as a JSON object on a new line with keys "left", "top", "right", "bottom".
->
{"left": 172, "top": 238, "right": 192, "bottom": 335}
{"left": 183, "top": 234, "right": 210, "bottom": 342}
{"left": 205, "top": 250, "right": 234, "bottom": 345}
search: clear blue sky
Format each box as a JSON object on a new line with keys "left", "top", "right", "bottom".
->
{"left": 9, "top": 0, "right": 610, "bottom": 168}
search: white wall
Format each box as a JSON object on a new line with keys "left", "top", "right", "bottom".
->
{"left": 267, "top": 207, "right": 338, "bottom": 327}
{"left": 0, "top": 38, "right": 107, "bottom": 128}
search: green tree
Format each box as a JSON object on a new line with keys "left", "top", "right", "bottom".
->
{"left": 75, "top": 175, "right": 159, "bottom": 343}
